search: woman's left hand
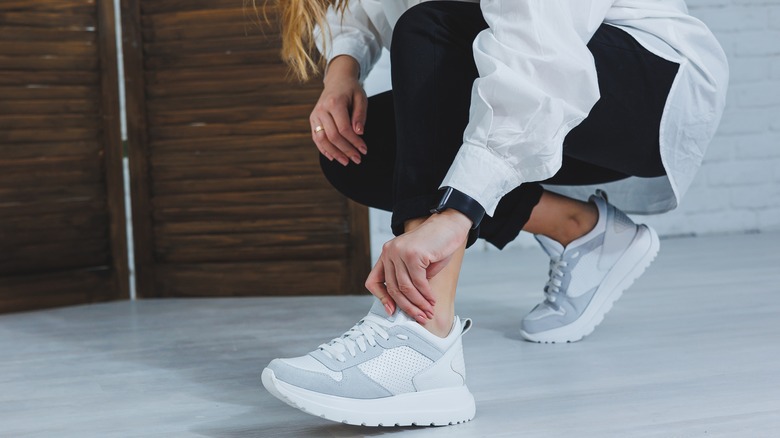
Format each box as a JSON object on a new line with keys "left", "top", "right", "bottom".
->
{"left": 364, "top": 210, "right": 472, "bottom": 323}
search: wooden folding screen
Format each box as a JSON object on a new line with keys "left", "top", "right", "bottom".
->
{"left": 0, "top": 0, "right": 128, "bottom": 313}
{"left": 122, "top": 1, "right": 370, "bottom": 298}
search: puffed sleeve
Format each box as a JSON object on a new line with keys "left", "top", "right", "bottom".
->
{"left": 313, "top": 1, "right": 383, "bottom": 82}
{"left": 440, "top": 0, "right": 615, "bottom": 216}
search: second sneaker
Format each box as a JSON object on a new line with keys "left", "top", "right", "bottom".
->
{"left": 520, "top": 192, "right": 660, "bottom": 343}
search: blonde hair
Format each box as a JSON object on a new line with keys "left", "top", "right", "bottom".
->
{"left": 246, "top": 0, "right": 350, "bottom": 82}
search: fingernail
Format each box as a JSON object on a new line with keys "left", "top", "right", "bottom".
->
{"left": 352, "top": 156, "right": 361, "bottom": 164}
{"left": 324, "top": 153, "right": 333, "bottom": 161}
{"left": 426, "top": 311, "right": 435, "bottom": 319}
{"left": 359, "top": 146, "right": 367, "bottom": 155}
{"left": 339, "top": 158, "right": 349, "bottom": 166}
{"left": 417, "top": 314, "right": 427, "bottom": 323}
{"left": 384, "top": 303, "right": 394, "bottom": 315}
{"left": 355, "top": 123, "right": 363, "bottom": 133}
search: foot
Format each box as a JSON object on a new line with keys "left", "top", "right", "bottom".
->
{"left": 520, "top": 192, "right": 660, "bottom": 343}
{"left": 262, "top": 300, "right": 476, "bottom": 426}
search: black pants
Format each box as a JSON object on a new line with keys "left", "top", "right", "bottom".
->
{"left": 320, "top": 2, "right": 678, "bottom": 249}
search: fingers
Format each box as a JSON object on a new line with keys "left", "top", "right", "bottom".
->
{"left": 393, "top": 259, "right": 435, "bottom": 321}
{"left": 386, "top": 260, "right": 431, "bottom": 324}
{"left": 426, "top": 253, "right": 454, "bottom": 280}
{"left": 320, "top": 114, "right": 362, "bottom": 165}
{"left": 332, "top": 104, "right": 367, "bottom": 156}
{"left": 351, "top": 89, "right": 368, "bottom": 136}
{"left": 404, "top": 257, "right": 436, "bottom": 307}
{"left": 311, "top": 113, "right": 354, "bottom": 166}
{"left": 365, "top": 259, "right": 396, "bottom": 316}
{"left": 311, "top": 112, "right": 362, "bottom": 166}
{"left": 310, "top": 89, "right": 367, "bottom": 166}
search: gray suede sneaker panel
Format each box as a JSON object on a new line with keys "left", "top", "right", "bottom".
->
{"left": 521, "top": 286, "right": 598, "bottom": 333}
{"left": 268, "top": 359, "right": 393, "bottom": 399}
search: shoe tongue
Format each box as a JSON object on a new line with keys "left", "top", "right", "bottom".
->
{"left": 535, "top": 234, "right": 564, "bottom": 258}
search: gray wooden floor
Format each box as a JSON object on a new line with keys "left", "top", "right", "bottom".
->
{"left": 2, "top": 232, "right": 779, "bottom": 437}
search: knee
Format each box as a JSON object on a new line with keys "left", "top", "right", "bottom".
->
{"left": 391, "top": 3, "right": 440, "bottom": 56}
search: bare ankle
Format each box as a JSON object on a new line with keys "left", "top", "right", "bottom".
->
{"left": 555, "top": 202, "right": 599, "bottom": 247}
{"left": 420, "top": 312, "right": 455, "bottom": 338}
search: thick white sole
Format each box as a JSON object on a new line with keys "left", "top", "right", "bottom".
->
{"left": 261, "top": 368, "right": 476, "bottom": 427}
{"left": 521, "top": 225, "right": 660, "bottom": 343}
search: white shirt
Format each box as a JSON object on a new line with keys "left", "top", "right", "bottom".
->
{"left": 315, "top": 0, "right": 729, "bottom": 216}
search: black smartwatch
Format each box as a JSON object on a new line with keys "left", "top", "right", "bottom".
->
{"left": 430, "top": 187, "right": 486, "bottom": 230}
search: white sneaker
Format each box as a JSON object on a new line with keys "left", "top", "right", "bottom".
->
{"left": 262, "top": 300, "right": 476, "bottom": 426}
{"left": 520, "top": 192, "right": 660, "bottom": 343}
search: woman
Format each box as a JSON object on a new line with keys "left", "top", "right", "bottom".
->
{"left": 259, "top": 0, "right": 728, "bottom": 426}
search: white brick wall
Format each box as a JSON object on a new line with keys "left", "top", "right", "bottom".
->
{"left": 365, "top": 1, "right": 780, "bottom": 259}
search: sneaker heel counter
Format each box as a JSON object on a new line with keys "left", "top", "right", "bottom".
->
{"left": 413, "top": 337, "right": 467, "bottom": 391}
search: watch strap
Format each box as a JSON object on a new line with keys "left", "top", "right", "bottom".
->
{"left": 430, "top": 187, "right": 486, "bottom": 230}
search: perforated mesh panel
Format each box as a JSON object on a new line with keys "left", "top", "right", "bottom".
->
{"left": 357, "top": 346, "right": 433, "bottom": 395}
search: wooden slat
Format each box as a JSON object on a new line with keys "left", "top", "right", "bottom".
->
{"left": 0, "top": 268, "right": 115, "bottom": 314}
{"left": 0, "top": 99, "right": 98, "bottom": 115}
{"left": 151, "top": 189, "right": 341, "bottom": 208}
{"left": 141, "top": 23, "right": 272, "bottom": 43}
{"left": 154, "top": 232, "right": 347, "bottom": 263}
{"left": 147, "top": 121, "right": 310, "bottom": 141}
{"left": 0, "top": 85, "right": 98, "bottom": 100}
{"left": 0, "top": 12, "right": 96, "bottom": 29}
{"left": 0, "top": 114, "right": 100, "bottom": 130}
{"left": 140, "top": 0, "right": 269, "bottom": 15}
{"left": 147, "top": 88, "right": 319, "bottom": 113}
{"left": 0, "top": 239, "right": 110, "bottom": 276}
{"left": 0, "top": 140, "right": 100, "bottom": 159}
{"left": 152, "top": 261, "right": 347, "bottom": 297}
{"left": 149, "top": 132, "right": 314, "bottom": 152}
{"left": 144, "top": 48, "right": 283, "bottom": 70}
{"left": 152, "top": 203, "right": 344, "bottom": 222}
{"left": 0, "top": 41, "right": 95, "bottom": 56}
{"left": 140, "top": 8, "right": 253, "bottom": 29}
{"left": 150, "top": 161, "right": 322, "bottom": 181}
{"left": 0, "top": 160, "right": 103, "bottom": 186}
{"left": 0, "top": 0, "right": 96, "bottom": 13}
{"left": 0, "top": 70, "right": 99, "bottom": 85}
{"left": 0, "top": 55, "right": 98, "bottom": 71}
{"left": 153, "top": 174, "right": 330, "bottom": 196}
{"left": 147, "top": 103, "right": 313, "bottom": 126}
{"left": 0, "top": 181, "right": 103, "bottom": 203}
{"left": 0, "top": 25, "right": 96, "bottom": 42}
{"left": 154, "top": 216, "right": 347, "bottom": 236}
{"left": 0, "top": 128, "right": 99, "bottom": 144}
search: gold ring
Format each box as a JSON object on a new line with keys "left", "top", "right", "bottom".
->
{"left": 314, "top": 125, "right": 324, "bottom": 134}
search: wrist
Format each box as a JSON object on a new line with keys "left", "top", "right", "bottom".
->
{"left": 324, "top": 55, "right": 360, "bottom": 84}
{"left": 433, "top": 209, "right": 473, "bottom": 233}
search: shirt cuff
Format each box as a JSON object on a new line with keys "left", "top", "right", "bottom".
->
{"left": 439, "top": 143, "right": 523, "bottom": 216}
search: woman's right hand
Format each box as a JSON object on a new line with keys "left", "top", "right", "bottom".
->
{"left": 310, "top": 55, "right": 368, "bottom": 166}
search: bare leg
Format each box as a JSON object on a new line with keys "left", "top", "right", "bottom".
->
{"left": 403, "top": 217, "right": 466, "bottom": 338}
{"left": 523, "top": 190, "right": 599, "bottom": 247}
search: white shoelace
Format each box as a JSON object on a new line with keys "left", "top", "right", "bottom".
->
{"left": 318, "top": 318, "right": 408, "bottom": 362}
{"left": 544, "top": 258, "right": 569, "bottom": 303}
